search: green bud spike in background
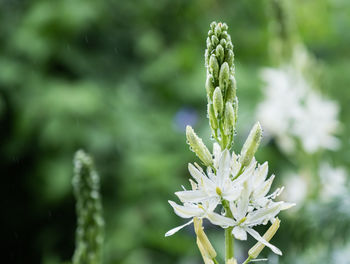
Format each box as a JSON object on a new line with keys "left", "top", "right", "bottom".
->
{"left": 72, "top": 150, "right": 104, "bottom": 264}
{"left": 205, "top": 22, "right": 238, "bottom": 150}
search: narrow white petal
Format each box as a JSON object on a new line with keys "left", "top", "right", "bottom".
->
{"left": 254, "top": 162, "right": 269, "bottom": 188}
{"left": 168, "top": 200, "right": 202, "bottom": 218}
{"left": 207, "top": 211, "right": 235, "bottom": 227}
{"left": 217, "top": 149, "right": 231, "bottom": 186}
{"left": 232, "top": 226, "right": 247, "bottom": 240}
{"left": 175, "top": 190, "right": 209, "bottom": 203}
{"left": 236, "top": 181, "right": 250, "bottom": 220}
{"left": 165, "top": 219, "right": 194, "bottom": 237}
{"left": 254, "top": 175, "right": 275, "bottom": 199}
{"left": 280, "top": 202, "right": 296, "bottom": 210}
{"left": 188, "top": 163, "right": 205, "bottom": 183}
{"left": 246, "top": 203, "right": 282, "bottom": 226}
{"left": 246, "top": 228, "right": 282, "bottom": 255}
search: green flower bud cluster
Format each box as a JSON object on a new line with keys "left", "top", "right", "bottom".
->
{"left": 205, "top": 22, "right": 237, "bottom": 150}
{"left": 72, "top": 150, "right": 104, "bottom": 264}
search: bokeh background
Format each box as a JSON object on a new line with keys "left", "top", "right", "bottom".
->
{"left": 1, "top": 0, "right": 350, "bottom": 263}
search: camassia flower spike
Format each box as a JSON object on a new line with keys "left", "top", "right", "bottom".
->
{"left": 165, "top": 22, "right": 295, "bottom": 264}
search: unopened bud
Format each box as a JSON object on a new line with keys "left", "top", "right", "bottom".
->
{"left": 186, "top": 126, "right": 213, "bottom": 166}
{"left": 208, "top": 103, "right": 218, "bottom": 130}
{"left": 194, "top": 218, "right": 217, "bottom": 259}
{"left": 216, "top": 45, "right": 225, "bottom": 64}
{"left": 209, "top": 55, "right": 219, "bottom": 78}
{"left": 205, "top": 74, "right": 215, "bottom": 99}
{"left": 225, "top": 77, "right": 237, "bottom": 103}
{"left": 219, "top": 62, "right": 230, "bottom": 92}
{"left": 240, "top": 122, "right": 262, "bottom": 167}
{"left": 220, "top": 38, "right": 226, "bottom": 47}
{"left": 223, "top": 103, "right": 235, "bottom": 135}
{"left": 211, "top": 35, "right": 219, "bottom": 46}
{"left": 248, "top": 218, "right": 281, "bottom": 259}
{"left": 214, "top": 24, "right": 222, "bottom": 36}
{"left": 225, "top": 49, "right": 234, "bottom": 67}
{"left": 213, "top": 87, "right": 223, "bottom": 117}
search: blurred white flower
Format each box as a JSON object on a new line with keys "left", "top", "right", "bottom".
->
{"left": 281, "top": 173, "right": 308, "bottom": 206}
{"left": 319, "top": 163, "right": 347, "bottom": 200}
{"left": 257, "top": 64, "right": 340, "bottom": 154}
{"left": 332, "top": 243, "right": 350, "bottom": 264}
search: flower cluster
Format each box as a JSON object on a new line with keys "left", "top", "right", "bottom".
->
{"left": 257, "top": 47, "right": 340, "bottom": 154}
{"left": 166, "top": 21, "right": 294, "bottom": 264}
{"left": 166, "top": 141, "right": 293, "bottom": 256}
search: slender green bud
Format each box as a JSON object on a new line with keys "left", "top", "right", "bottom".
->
{"left": 240, "top": 122, "right": 262, "bottom": 167}
{"left": 208, "top": 103, "right": 218, "bottom": 130}
{"left": 219, "top": 62, "right": 230, "bottom": 92}
{"left": 223, "top": 103, "right": 235, "bottom": 135}
{"left": 186, "top": 126, "right": 213, "bottom": 166}
{"left": 72, "top": 150, "right": 104, "bottom": 264}
{"left": 213, "top": 87, "right": 223, "bottom": 117}
{"left": 209, "top": 54, "right": 219, "bottom": 78}
{"left": 248, "top": 218, "right": 281, "bottom": 259}
{"left": 225, "top": 77, "right": 237, "bottom": 103}
{"left": 205, "top": 74, "right": 215, "bottom": 99}
{"left": 194, "top": 217, "right": 217, "bottom": 259}
{"left": 216, "top": 44, "right": 225, "bottom": 64}
{"left": 225, "top": 49, "right": 234, "bottom": 68}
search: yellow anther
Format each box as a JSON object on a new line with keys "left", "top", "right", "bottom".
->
{"left": 216, "top": 187, "right": 222, "bottom": 196}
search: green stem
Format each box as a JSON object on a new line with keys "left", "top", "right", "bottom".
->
{"left": 213, "top": 257, "right": 220, "bottom": 264}
{"left": 242, "top": 256, "right": 252, "bottom": 264}
{"left": 225, "top": 227, "right": 234, "bottom": 262}
{"left": 222, "top": 199, "right": 234, "bottom": 262}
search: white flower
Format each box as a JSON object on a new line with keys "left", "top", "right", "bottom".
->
{"left": 257, "top": 64, "right": 340, "bottom": 154}
{"left": 165, "top": 199, "right": 233, "bottom": 237}
{"left": 228, "top": 165, "right": 295, "bottom": 255}
{"left": 281, "top": 172, "right": 308, "bottom": 206}
{"left": 319, "top": 163, "right": 347, "bottom": 200}
{"left": 291, "top": 92, "right": 340, "bottom": 153}
{"left": 175, "top": 148, "right": 244, "bottom": 206}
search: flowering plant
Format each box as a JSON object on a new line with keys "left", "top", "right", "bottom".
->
{"left": 165, "top": 22, "right": 294, "bottom": 264}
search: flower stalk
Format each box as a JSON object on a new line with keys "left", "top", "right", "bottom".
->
{"left": 72, "top": 150, "right": 104, "bottom": 264}
{"left": 165, "top": 21, "right": 294, "bottom": 264}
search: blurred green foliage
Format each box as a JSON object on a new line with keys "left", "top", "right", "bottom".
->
{"left": 1, "top": 0, "right": 350, "bottom": 264}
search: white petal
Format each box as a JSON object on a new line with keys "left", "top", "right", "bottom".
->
{"left": 217, "top": 149, "right": 231, "bottom": 187}
{"left": 232, "top": 226, "right": 247, "bottom": 240}
{"left": 246, "top": 203, "right": 282, "bottom": 226}
{"left": 280, "top": 202, "right": 296, "bottom": 210}
{"left": 188, "top": 163, "right": 204, "bottom": 183}
{"left": 254, "top": 162, "right": 269, "bottom": 188}
{"left": 254, "top": 175, "right": 275, "bottom": 199}
{"left": 207, "top": 211, "right": 235, "bottom": 227}
{"left": 236, "top": 181, "right": 250, "bottom": 220}
{"left": 175, "top": 190, "right": 209, "bottom": 203}
{"left": 168, "top": 200, "right": 202, "bottom": 218}
{"left": 246, "top": 228, "right": 282, "bottom": 255}
{"left": 165, "top": 219, "right": 193, "bottom": 237}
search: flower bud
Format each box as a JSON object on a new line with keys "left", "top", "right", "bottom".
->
{"left": 223, "top": 103, "right": 235, "bottom": 135}
{"left": 210, "top": 21, "right": 217, "bottom": 31}
{"left": 211, "top": 35, "right": 219, "bottom": 46}
{"left": 225, "top": 49, "right": 234, "bottom": 67}
{"left": 208, "top": 103, "right": 218, "bottom": 130}
{"left": 220, "top": 38, "right": 226, "bottom": 47}
{"left": 248, "top": 218, "right": 281, "bottom": 259}
{"left": 209, "top": 55, "right": 219, "bottom": 79}
{"left": 214, "top": 24, "right": 222, "bottom": 35}
{"left": 219, "top": 62, "right": 230, "bottom": 92}
{"left": 194, "top": 217, "right": 217, "bottom": 259}
{"left": 215, "top": 44, "right": 224, "bottom": 64}
{"left": 213, "top": 87, "right": 223, "bottom": 117}
{"left": 240, "top": 122, "right": 262, "bottom": 167}
{"left": 186, "top": 126, "right": 213, "bottom": 166}
{"left": 205, "top": 74, "right": 215, "bottom": 99}
{"left": 225, "top": 77, "right": 236, "bottom": 103}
